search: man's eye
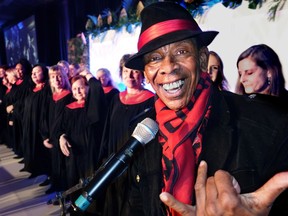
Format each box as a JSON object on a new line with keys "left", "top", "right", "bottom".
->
{"left": 176, "top": 49, "right": 188, "bottom": 55}
{"left": 145, "top": 54, "right": 162, "bottom": 63}
{"left": 150, "top": 56, "right": 161, "bottom": 62}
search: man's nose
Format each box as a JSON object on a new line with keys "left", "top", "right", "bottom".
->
{"left": 159, "top": 55, "right": 178, "bottom": 75}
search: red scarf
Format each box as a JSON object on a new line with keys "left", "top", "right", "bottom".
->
{"left": 103, "top": 86, "right": 115, "bottom": 94}
{"left": 15, "top": 79, "right": 23, "bottom": 85}
{"left": 66, "top": 100, "right": 85, "bottom": 109}
{"left": 6, "top": 87, "right": 12, "bottom": 94}
{"left": 52, "top": 89, "right": 71, "bottom": 102}
{"left": 119, "top": 89, "right": 154, "bottom": 105}
{"left": 156, "top": 72, "right": 212, "bottom": 215}
{"left": 33, "top": 83, "right": 45, "bottom": 92}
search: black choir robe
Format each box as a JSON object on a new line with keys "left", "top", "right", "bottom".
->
{"left": 99, "top": 89, "right": 155, "bottom": 216}
{"left": 9, "top": 77, "right": 32, "bottom": 156}
{"left": 40, "top": 88, "right": 73, "bottom": 191}
{"left": 3, "top": 88, "right": 13, "bottom": 149}
{"left": 58, "top": 77, "right": 106, "bottom": 188}
{"left": 22, "top": 83, "right": 51, "bottom": 176}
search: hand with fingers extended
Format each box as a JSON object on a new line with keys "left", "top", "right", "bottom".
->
{"left": 59, "top": 134, "right": 71, "bottom": 156}
{"left": 160, "top": 161, "right": 288, "bottom": 216}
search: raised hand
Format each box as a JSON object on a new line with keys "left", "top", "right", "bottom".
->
{"left": 160, "top": 161, "right": 288, "bottom": 216}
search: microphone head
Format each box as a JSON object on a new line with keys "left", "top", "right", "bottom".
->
{"left": 132, "top": 118, "right": 158, "bottom": 145}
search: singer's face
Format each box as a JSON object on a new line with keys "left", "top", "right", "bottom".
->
{"left": 122, "top": 66, "right": 144, "bottom": 90}
{"left": 72, "top": 78, "right": 88, "bottom": 102}
{"left": 96, "top": 69, "right": 110, "bottom": 87}
{"left": 31, "top": 66, "right": 44, "bottom": 85}
{"left": 143, "top": 39, "right": 199, "bottom": 111}
{"left": 15, "top": 63, "right": 24, "bottom": 79}
{"left": 49, "top": 72, "right": 64, "bottom": 90}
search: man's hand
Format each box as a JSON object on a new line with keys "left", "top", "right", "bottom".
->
{"left": 160, "top": 161, "right": 288, "bottom": 216}
{"left": 160, "top": 192, "right": 196, "bottom": 216}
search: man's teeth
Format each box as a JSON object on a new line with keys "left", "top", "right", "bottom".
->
{"left": 163, "top": 80, "right": 184, "bottom": 91}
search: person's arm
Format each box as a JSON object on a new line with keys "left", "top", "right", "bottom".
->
{"left": 79, "top": 67, "right": 107, "bottom": 124}
{"left": 79, "top": 67, "right": 93, "bottom": 81}
{"left": 160, "top": 161, "right": 288, "bottom": 216}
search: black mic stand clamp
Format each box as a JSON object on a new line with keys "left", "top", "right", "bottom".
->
{"left": 57, "top": 177, "right": 92, "bottom": 216}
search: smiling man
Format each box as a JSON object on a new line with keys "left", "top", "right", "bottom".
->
{"left": 125, "top": 3, "right": 218, "bottom": 214}
{"left": 112, "top": 1, "right": 288, "bottom": 216}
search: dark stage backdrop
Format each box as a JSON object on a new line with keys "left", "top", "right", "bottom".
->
{"left": 4, "top": 15, "right": 38, "bottom": 66}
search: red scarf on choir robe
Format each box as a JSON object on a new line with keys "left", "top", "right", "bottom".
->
{"left": 15, "top": 79, "right": 23, "bottom": 85}
{"left": 155, "top": 72, "right": 212, "bottom": 216}
{"left": 119, "top": 89, "right": 154, "bottom": 105}
{"left": 66, "top": 100, "right": 85, "bottom": 109}
{"left": 33, "top": 83, "right": 45, "bottom": 92}
{"left": 103, "top": 86, "right": 115, "bottom": 94}
{"left": 52, "top": 89, "right": 71, "bottom": 102}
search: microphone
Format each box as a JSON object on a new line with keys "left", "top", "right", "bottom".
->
{"left": 75, "top": 117, "right": 159, "bottom": 211}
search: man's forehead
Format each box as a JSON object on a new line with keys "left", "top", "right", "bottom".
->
{"left": 146, "top": 39, "right": 197, "bottom": 54}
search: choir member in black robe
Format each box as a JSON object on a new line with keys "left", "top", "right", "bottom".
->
{"left": 0, "top": 65, "right": 8, "bottom": 144}
{"left": 2, "top": 74, "right": 13, "bottom": 149}
{"left": 8, "top": 59, "right": 33, "bottom": 158}
{"left": 14, "top": 59, "right": 32, "bottom": 154}
{"left": 40, "top": 65, "right": 73, "bottom": 194}
{"left": 58, "top": 69, "right": 106, "bottom": 214}
{"left": 96, "top": 68, "right": 119, "bottom": 106}
{"left": 98, "top": 54, "right": 155, "bottom": 216}
{"left": 68, "top": 62, "right": 80, "bottom": 81}
{"left": 21, "top": 64, "right": 51, "bottom": 178}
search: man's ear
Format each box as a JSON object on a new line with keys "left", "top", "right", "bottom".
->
{"left": 199, "top": 47, "right": 209, "bottom": 72}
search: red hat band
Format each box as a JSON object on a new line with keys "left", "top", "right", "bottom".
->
{"left": 138, "top": 19, "right": 201, "bottom": 51}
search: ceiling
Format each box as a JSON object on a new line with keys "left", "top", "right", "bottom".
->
{"left": 0, "top": 0, "right": 55, "bottom": 29}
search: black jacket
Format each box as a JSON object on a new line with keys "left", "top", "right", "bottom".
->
{"left": 109, "top": 87, "right": 288, "bottom": 216}
{"left": 200, "top": 89, "right": 288, "bottom": 215}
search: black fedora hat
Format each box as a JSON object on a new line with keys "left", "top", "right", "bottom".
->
{"left": 125, "top": 1, "right": 219, "bottom": 70}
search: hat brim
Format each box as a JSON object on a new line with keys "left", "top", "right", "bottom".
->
{"left": 126, "top": 30, "right": 219, "bottom": 70}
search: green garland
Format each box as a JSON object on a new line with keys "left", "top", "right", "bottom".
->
{"left": 85, "top": 0, "right": 286, "bottom": 37}
{"left": 68, "top": 0, "right": 286, "bottom": 64}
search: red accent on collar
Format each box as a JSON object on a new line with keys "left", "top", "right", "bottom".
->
{"left": 15, "top": 79, "right": 23, "bottom": 85}
{"left": 119, "top": 89, "right": 154, "bottom": 105}
{"left": 6, "top": 87, "right": 11, "bottom": 94}
{"left": 138, "top": 19, "right": 200, "bottom": 50}
{"left": 52, "top": 89, "right": 71, "bottom": 101}
{"left": 33, "top": 83, "right": 45, "bottom": 92}
{"left": 66, "top": 100, "right": 85, "bottom": 109}
{"left": 103, "top": 86, "right": 115, "bottom": 94}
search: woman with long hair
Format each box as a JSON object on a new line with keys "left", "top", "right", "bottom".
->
{"left": 235, "top": 44, "right": 288, "bottom": 100}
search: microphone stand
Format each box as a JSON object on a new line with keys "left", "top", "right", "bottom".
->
{"left": 57, "top": 153, "right": 116, "bottom": 215}
{"left": 57, "top": 177, "right": 92, "bottom": 216}
{"left": 47, "top": 175, "right": 94, "bottom": 216}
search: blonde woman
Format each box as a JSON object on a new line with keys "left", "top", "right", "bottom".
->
{"left": 40, "top": 65, "right": 73, "bottom": 195}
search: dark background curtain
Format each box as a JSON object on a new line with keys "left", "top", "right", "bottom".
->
{"left": 0, "top": 0, "right": 124, "bottom": 66}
